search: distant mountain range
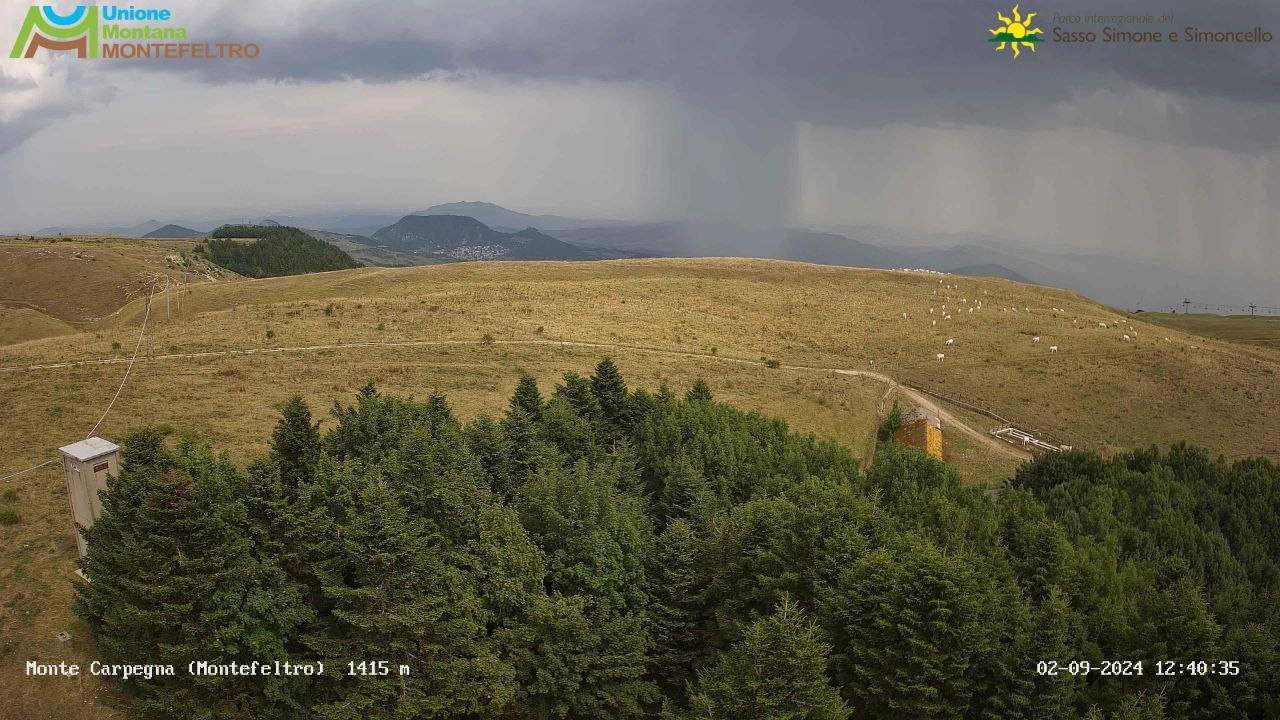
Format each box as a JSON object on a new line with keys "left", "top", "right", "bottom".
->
{"left": 35, "top": 219, "right": 172, "bottom": 237}
{"left": 410, "top": 201, "right": 631, "bottom": 234}
{"left": 143, "top": 224, "right": 205, "bottom": 239}
{"left": 367, "top": 214, "right": 636, "bottom": 262}
{"left": 25, "top": 202, "right": 1275, "bottom": 310}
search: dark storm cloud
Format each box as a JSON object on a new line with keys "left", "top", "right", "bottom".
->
{"left": 0, "top": 64, "right": 116, "bottom": 155}
{"left": 149, "top": 0, "right": 1280, "bottom": 149}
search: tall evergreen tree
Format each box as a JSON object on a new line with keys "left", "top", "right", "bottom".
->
{"left": 656, "top": 455, "right": 711, "bottom": 527}
{"left": 553, "top": 371, "right": 602, "bottom": 423}
{"left": 590, "top": 357, "right": 633, "bottom": 439}
{"left": 77, "top": 435, "right": 311, "bottom": 720}
{"left": 685, "top": 379, "right": 714, "bottom": 404}
{"left": 271, "top": 394, "right": 321, "bottom": 488}
{"left": 305, "top": 481, "right": 514, "bottom": 719}
{"left": 675, "top": 598, "right": 849, "bottom": 720}
{"left": 510, "top": 373, "right": 545, "bottom": 420}
{"left": 647, "top": 518, "right": 707, "bottom": 701}
{"left": 821, "top": 538, "right": 986, "bottom": 720}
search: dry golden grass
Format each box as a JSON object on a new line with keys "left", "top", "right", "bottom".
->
{"left": 2, "top": 252, "right": 1276, "bottom": 719}
{"left": 0, "top": 237, "right": 232, "bottom": 330}
{"left": 0, "top": 308, "right": 77, "bottom": 345}
{"left": 1140, "top": 312, "right": 1280, "bottom": 350}
{"left": 5, "top": 256, "right": 1268, "bottom": 456}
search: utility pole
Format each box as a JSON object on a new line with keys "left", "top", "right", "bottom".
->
{"left": 1182, "top": 298, "right": 1191, "bottom": 315}
{"left": 1250, "top": 303, "right": 1257, "bottom": 317}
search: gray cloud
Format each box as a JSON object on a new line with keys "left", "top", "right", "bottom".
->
{"left": 130, "top": 0, "right": 1280, "bottom": 151}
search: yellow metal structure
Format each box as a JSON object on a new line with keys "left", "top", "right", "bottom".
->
{"left": 894, "top": 408, "right": 943, "bottom": 460}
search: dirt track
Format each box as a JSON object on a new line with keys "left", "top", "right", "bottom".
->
{"left": 0, "top": 337, "right": 1034, "bottom": 461}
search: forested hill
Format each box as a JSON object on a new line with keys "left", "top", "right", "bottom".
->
{"left": 199, "top": 225, "right": 360, "bottom": 277}
{"left": 76, "top": 361, "right": 1279, "bottom": 719}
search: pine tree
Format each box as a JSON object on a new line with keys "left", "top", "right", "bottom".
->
{"left": 675, "top": 598, "right": 849, "bottom": 720}
{"left": 77, "top": 435, "right": 311, "bottom": 719}
{"left": 512, "top": 460, "right": 657, "bottom": 717}
{"left": 465, "top": 414, "right": 516, "bottom": 499}
{"left": 539, "top": 395, "right": 599, "bottom": 465}
{"left": 820, "top": 538, "right": 985, "bottom": 720}
{"left": 590, "top": 357, "right": 633, "bottom": 439}
{"left": 648, "top": 518, "right": 706, "bottom": 701}
{"left": 507, "top": 593, "right": 656, "bottom": 720}
{"left": 305, "top": 481, "right": 514, "bottom": 719}
{"left": 685, "top": 379, "right": 714, "bottom": 404}
{"left": 501, "top": 406, "right": 555, "bottom": 496}
{"left": 516, "top": 460, "right": 649, "bottom": 613}
{"left": 657, "top": 455, "right": 711, "bottom": 526}
{"left": 271, "top": 394, "right": 321, "bottom": 488}
{"left": 553, "top": 371, "right": 602, "bottom": 423}
{"left": 511, "top": 373, "right": 545, "bottom": 420}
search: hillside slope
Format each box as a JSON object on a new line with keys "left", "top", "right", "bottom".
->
{"left": 202, "top": 226, "right": 361, "bottom": 278}
{"left": 413, "top": 201, "right": 626, "bottom": 233}
{"left": 143, "top": 224, "right": 204, "bottom": 239}
{"left": 557, "top": 222, "right": 915, "bottom": 269}
{"left": 371, "top": 214, "right": 590, "bottom": 261}
{"left": 5, "top": 258, "right": 1275, "bottom": 463}
{"left": 0, "top": 237, "right": 234, "bottom": 341}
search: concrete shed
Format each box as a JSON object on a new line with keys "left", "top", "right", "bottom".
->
{"left": 58, "top": 437, "right": 120, "bottom": 558}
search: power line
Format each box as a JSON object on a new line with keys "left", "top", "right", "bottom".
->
{"left": 1, "top": 285, "right": 155, "bottom": 483}
{"left": 0, "top": 459, "right": 55, "bottom": 483}
{"left": 87, "top": 286, "right": 154, "bottom": 438}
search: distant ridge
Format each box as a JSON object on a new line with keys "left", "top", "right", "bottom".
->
{"left": 143, "top": 224, "right": 204, "bottom": 239}
{"left": 946, "top": 263, "right": 1032, "bottom": 284}
{"left": 371, "top": 214, "right": 614, "bottom": 262}
{"left": 413, "top": 201, "right": 630, "bottom": 233}
{"left": 201, "top": 224, "right": 360, "bottom": 277}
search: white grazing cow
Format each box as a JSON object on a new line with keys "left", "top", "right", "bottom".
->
{"left": 945, "top": 338, "right": 955, "bottom": 345}
{"left": 1033, "top": 336, "right": 1040, "bottom": 343}
{"left": 1099, "top": 322, "right": 1108, "bottom": 328}
{"left": 1122, "top": 334, "right": 1131, "bottom": 342}
{"left": 932, "top": 320, "right": 937, "bottom": 326}
{"left": 1049, "top": 346, "right": 1058, "bottom": 352}
{"left": 936, "top": 353, "right": 945, "bottom": 361}
{"left": 902, "top": 312, "right": 908, "bottom": 319}
{"left": 929, "top": 308, "right": 934, "bottom": 314}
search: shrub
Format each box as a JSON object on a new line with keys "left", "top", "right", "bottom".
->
{"left": 377, "top": 323, "right": 386, "bottom": 331}
{"left": 763, "top": 357, "right": 781, "bottom": 369}
{"left": 878, "top": 400, "right": 904, "bottom": 442}
{"left": 482, "top": 333, "right": 495, "bottom": 345}
{"left": 2, "top": 488, "right": 18, "bottom": 502}
{"left": 324, "top": 303, "right": 335, "bottom": 317}
{"left": 0, "top": 508, "right": 18, "bottom": 525}
{"left": 111, "top": 341, "right": 122, "bottom": 352}
{"left": 266, "top": 329, "right": 275, "bottom": 340}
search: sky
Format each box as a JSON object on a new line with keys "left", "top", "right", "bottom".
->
{"left": 1, "top": 0, "right": 1277, "bottom": 284}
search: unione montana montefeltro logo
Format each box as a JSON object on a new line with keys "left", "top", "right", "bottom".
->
{"left": 10, "top": 5, "right": 100, "bottom": 58}
{"left": 10, "top": 4, "right": 258, "bottom": 61}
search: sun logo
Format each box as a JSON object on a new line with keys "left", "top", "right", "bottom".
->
{"left": 988, "top": 5, "right": 1044, "bottom": 58}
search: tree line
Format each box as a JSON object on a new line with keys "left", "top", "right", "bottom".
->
{"left": 198, "top": 226, "right": 359, "bottom": 278}
{"left": 76, "top": 360, "right": 1279, "bottom": 719}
